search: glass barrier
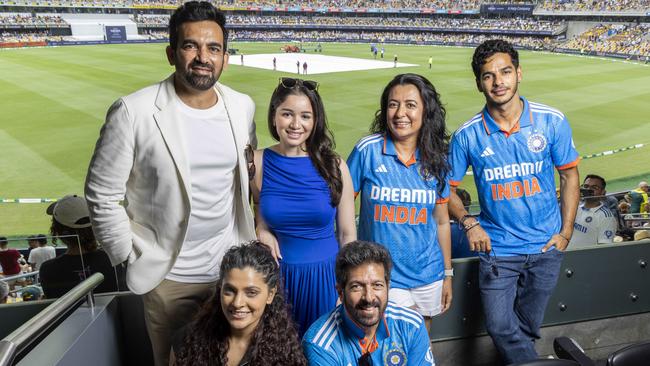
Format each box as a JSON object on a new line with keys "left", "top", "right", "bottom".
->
{"left": 1, "top": 233, "right": 126, "bottom": 303}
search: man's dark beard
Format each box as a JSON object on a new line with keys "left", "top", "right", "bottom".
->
{"left": 184, "top": 61, "right": 217, "bottom": 91}
{"left": 350, "top": 298, "right": 384, "bottom": 328}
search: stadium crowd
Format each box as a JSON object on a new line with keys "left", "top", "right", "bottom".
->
{"left": 9, "top": 0, "right": 650, "bottom": 12}
{"left": 540, "top": 0, "right": 650, "bottom": 12}
{"left": 0, "top": 30, "right": 63, "bottom": 42}
{"left": 0, "top": 13, "right": 65, "bottom": 25}
{"left": 134, "top": 13, "right": 563, "bottom": 32}
{"left": 225, "top": 15, "right": 564, "bottom": 32}
{"left": 561, "top": 23, "right": 650, "bottom": 57}
{"left": 229, "top": 29, "right": 555, "bottom": 49}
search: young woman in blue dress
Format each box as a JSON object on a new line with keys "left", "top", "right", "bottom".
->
{"left": 248, "top": 77, "right": 356, "bottom": 335}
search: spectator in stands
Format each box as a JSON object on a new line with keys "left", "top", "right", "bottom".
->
{"left": 28, "top": 234, "right": 56, "bottom": 271}
{"left": 448, "top": 39, "right": 580, "bottom": 364}
{"left": 0, "top": 236, "right": 22, "bottom": 283}
{"left": 627, "top": 181, "right": 649, "bottom": 213}
{"left": 347, "top": 73, "right": 453, "bottom": 329}
{"left": 21, "top": 286, "right": 42, "bottom": 302}
{"left": 619, "top": 200, "right": 631, "bottom": 219}
{"left": 26, "top": 235, "right": 38, "bottom": 260}
{"left": 634, "top": 229, "right": 650, "bottom": 241}
{"left": 569, "top": 174, "right": 618, "bottom": 249}
{"left": 303, "top": 240, "right": 435, "bottom": 365}
{"left": 0, "top": 278, "right": 8, "bottom": 304}
{"left": 172, "top": 241, "right": 306, "bottom": 366}
{"left": 250, "top": 77, "right": 356, "bottom": 335}
{"left": 40, "top": 195, "right": 126, "bottom": 299}
{"left": 84, "top": 3, "right": 257, "bottom": 365}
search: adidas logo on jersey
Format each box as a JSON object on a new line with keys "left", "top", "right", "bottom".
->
{"left": 480, "top": 146, "right": 495, "bottom": 157}
{"left": 375, "top": 164, "right": 388, "bottom": 173}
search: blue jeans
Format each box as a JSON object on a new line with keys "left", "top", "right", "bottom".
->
{"left": 478, "top": 249, "right": 564, "bottom": 365}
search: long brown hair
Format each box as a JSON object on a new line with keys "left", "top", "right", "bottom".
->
{"left": 267, "top": 80, "right": 342, "bottom": 206}
{"left": 175, "top": 242, "right": 307, "bottom": 366}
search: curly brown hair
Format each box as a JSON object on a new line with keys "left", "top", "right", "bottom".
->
{"left": 175, "top": 242, "right": 307, "bottom": 366}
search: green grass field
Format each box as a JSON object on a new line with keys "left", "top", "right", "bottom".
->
{"left": 1, "top": 42, "right": 649, "bottom": 238}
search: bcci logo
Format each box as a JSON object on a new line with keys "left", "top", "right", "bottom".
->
{"left": 527, "top": 133, "right": 547, "bottom": 153}
{"left": 385, "top": 349, "right": 407, "bottom": 365}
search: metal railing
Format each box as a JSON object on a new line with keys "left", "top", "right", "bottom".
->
{"left": 0, "top": 272, "right": 39, "bottom": 284}
{"left": 0, "top": 273, "right": 104, "bottom": 366}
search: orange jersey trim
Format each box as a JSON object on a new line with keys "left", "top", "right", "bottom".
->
{"left": 481, "top": 114, "right": 491, "bottom": 135}
{"left": 436, "top": 197, "right": 449, "bottom": 204}
{"left": 556, "top": 157, "right": 580, "bottom": 170}
{"left": 501, "top": 121, "right": 520, "bottom": 138}
{"left": 358, "top": 336, "right": 379, "bottom": 354}
{"left": 399, "top": 153, "right": 417, "bottom": 167}
{"left": 450, "top": 180, "right": 462, "bottom": 187}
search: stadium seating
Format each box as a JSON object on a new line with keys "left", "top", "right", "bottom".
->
{"left": 0, "top": 1, "right": 648, "bottom": 58}
{"left": 554, "top": 337, "right": 650, "bottom": 366}
{"left": 509, "top": 360, "right": 580, "bottom": 366}
{"left": 539, "top": 0, "right": 650, "bottom": 12}
{"left": 560, "top": 23, "right": 650, "bottom": 58}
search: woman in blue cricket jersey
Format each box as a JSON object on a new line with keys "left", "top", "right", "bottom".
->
{"left": 347, "top": 73, "right": 453, "bottom": 326}
{"left": 249, "top": 77, "right": 357, "bottom": 336}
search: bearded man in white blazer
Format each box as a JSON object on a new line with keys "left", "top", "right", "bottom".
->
{"left": 84, "top": 2, "right": 256, "bottom": 365}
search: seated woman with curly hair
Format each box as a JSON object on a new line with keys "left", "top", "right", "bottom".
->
{"left": 172, "top": 241, "right": 306, "bottom": 366}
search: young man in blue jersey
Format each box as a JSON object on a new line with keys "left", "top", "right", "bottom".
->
{"left": 447, "top": 39, "right": 580, "bottom": 364}
{"left": 303, "top": 240, "right": 435, "bottom": 366}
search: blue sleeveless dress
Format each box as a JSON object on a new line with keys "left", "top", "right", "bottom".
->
{"left": 259, "top": 149, "right": 339, "bottom": 336}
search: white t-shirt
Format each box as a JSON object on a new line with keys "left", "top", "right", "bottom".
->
{"left": 166, "top": 96, "right": 238, "bottom": 283}
{"left": 570, "top": 202, "right": 617, "bottom": 249}
{"left": 28, "top": 246, "right": 56, "bottom": 271}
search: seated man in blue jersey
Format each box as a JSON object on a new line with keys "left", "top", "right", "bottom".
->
{"left": 303, "top": 240, "right": 435, "bottom": 366}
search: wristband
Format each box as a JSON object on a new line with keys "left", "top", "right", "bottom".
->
{"left": 558, "top": 233, "right": 570, "bottom": 242}
{"left": 463, "top": 221, "right": 480, "bottom": 233}
{"left": 459, "top": 214, "right": 473, "bottom": 227}
{"left": 444, "top": 268, "right": 454, "bottom": 277}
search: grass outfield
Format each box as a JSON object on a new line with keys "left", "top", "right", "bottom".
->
{"left": 1, "top": 42, "right": 649, "bottom": 238}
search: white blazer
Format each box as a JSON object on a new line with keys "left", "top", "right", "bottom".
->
{"left": 85, "top": 75, "right": 257, "bottom": 295}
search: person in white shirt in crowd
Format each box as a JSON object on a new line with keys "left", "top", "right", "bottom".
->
{"left": 28, "top": 234, "right": 56, "bottom": 271}
{"left": 570, "top": 174, "right": 618, "bottom": 249}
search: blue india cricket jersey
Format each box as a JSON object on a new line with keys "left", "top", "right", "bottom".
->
{"left": 347, "top": 134, "right": 449, "bottom": 288}
{"left": 303, "top": 303, "right": 435, "bottom": 366}
{"left": 449, "top": 97, "right": 579, "bottom": 255}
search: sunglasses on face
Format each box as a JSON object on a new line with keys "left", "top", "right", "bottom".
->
{"left": 279, "top": 77, "right": 319, "bottom": 91}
